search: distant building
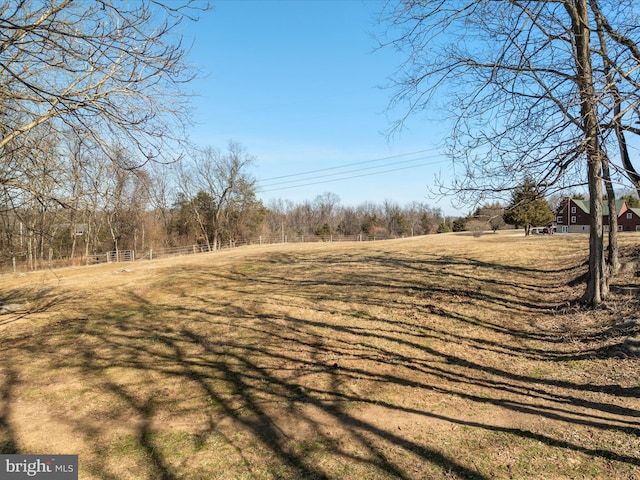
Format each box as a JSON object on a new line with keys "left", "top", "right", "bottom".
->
{"left": 555, "top": 198, "right": 640, "bottom": 233}
{"left": 618, "top": 205, "right": 640, "bottom": 232}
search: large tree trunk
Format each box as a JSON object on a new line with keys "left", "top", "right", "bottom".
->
{"left": 569, "top": 0, "right": 606, "bottom": 306}
{"left": 583, "top": 158, "right": 605, "bottom": 306}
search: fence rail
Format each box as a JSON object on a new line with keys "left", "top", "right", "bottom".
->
{"left": 147, "top": 233, "right": 401, "bottom": 259}
{"left": 0, "top": 232, "right": 407, "bottom": 274}
{"left": 106, "top": 250, "right": 135, "bottom": 263}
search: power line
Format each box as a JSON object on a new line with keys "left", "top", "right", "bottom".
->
{"left": 258, "top": 148, "right": 440, "bottom": 183}
{"left": 258, "top": 154, "right": 441, "bottom": 189}
{"left": 258, "top": 157, "right": 449, "bottom": 193}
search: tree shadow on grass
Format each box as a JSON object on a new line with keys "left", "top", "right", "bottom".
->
{"left": 11, "top": 300, "right": 489, "bottom": 479}
{"left": 228, "top": 251, "right": 589, "bottom": 349}
{"left": 0, "top": 286, "right": 70, "bottom": 328}
{"left": 0, "top": 366, "right": 17, "bottom": 454}
{"left": 0, "top": 244, "right": 638, "bottom": 478}
{"left": 28, "top": 293, "right": 636, "bottom": 478}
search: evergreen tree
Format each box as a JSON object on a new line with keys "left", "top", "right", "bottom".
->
{"left": 503, "top": 181, "right": 555, "bottom": 235}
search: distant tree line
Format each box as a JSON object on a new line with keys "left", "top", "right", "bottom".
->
{"left": 9, "top": 137, "right": 637, "bottom": 272}
{"left": 0, "top": 139, "right": 455, "bottom": 270}
{"left": 265, "top": 193, "right": 449, "bottom": 242}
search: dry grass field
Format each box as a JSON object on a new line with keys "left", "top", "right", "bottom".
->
{"left": 0, "top": 231, "right": 638, "bottom": 479}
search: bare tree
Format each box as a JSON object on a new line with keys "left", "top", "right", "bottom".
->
{"left": 288, "top": 201, "right": 315, "bottom": 237}
{"left": 475, "top": 203, "right": 506, "bottom": 233}
{"left": 378, "top": 0, "right": 640, "bottom": 306}
{"left": 383, "top": 200, "right": 410, "bottom": 237}
{"left": 177, "top": 142, "right": 256, "bottom": 250}
{"left": 336, "top": 206, "right": 361, "bottom": 236}
{"left": 222, "top": 179, "right": 266, "bottom": 246}
{"left": 146, "top": 163, "right": 180, "bottom": 248}
{"left": 265, "top": 199, "right": 293, "bottom": 241}
{"left": 103, "top": 147, "right": 151, "bottom": 254}
{"left": 313, "top": 192, "right": 341, "bottom": 236}
{"left": 589, "top": 0, "right": 640, "bottom": 199}
{"left": 0, "top": 0, "right": 205, "bottom": 196}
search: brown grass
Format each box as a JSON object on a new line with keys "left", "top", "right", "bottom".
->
{"left": 0, "top": 231, "right": 638, "bottom": 479}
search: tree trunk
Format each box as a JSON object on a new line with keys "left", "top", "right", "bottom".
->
{"left": 602, "top": 155, "right": 619, "bottom": 279}
{"left": 70, "top": 225, "right": 77, "bottom": 262}
{"left": 583, "top": 158, "right": 605, "bottom": 307}
{"left": 569, "top": 0, "right": 605, "bottom": 306}
{"left": 592, "top": 2, "right": 621, "bottom": 278}
{"left": 191, "top": 207, "right": 211, "bottom": 252}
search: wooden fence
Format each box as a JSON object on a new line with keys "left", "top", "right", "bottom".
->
{"left": 0, "top": 232, "right": 406, "bottom": 273}
{"left": 143, "top": 233, "right": 399, "bottom": 262}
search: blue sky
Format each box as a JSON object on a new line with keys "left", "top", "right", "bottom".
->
{"left": 185, "top": 0, "right": 456, "bottom": 214}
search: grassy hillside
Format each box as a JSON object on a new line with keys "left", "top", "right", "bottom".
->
{"left": 0, "top": 232, "right": 638, "bottom": 480}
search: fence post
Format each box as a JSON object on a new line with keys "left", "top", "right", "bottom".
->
{"left": 150, "top": 249, "right": 153, "bottom": 261}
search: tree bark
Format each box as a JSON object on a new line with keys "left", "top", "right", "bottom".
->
{"left": 602, "top": 155, "right": 619, "bottom": 279}
{"left": 592, "top": 0, "right": 621, "bottom": 276}
{"left": 568, "top": 0, "right": 605, "bottom": 306}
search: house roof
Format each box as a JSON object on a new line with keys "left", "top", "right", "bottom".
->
{"left": 604, "top": 200, "right": 626, "bottom": 216}
{"left": 571, "top": 198, "right": 626, "bottom": 216}
{"left": 572, "top": 199, "right": 590, "bottom": 213}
